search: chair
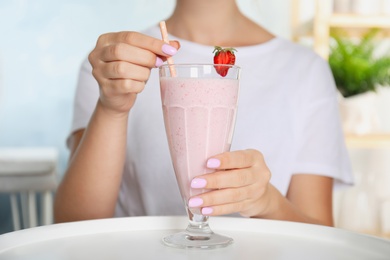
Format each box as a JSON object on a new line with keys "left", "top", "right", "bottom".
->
{"left": 0, "top": 147, "right": 58, "bottom": 230}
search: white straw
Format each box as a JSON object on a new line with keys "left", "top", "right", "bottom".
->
{"left": 159, "top": 21, "right": 177, "bottom": 77}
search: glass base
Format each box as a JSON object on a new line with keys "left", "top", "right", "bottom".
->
{"left": 162, "top": 213, "right": 233, "bottom": 249}
{"left": 162, "top": 231, "right": 233, "bottom": 249}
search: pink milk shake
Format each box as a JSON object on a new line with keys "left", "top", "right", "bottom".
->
{"left": 160, "top": 77, "right": 239, "bottom": 207}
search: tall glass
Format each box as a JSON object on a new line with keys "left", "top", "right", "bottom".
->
{"left": 159, "top": 64, "right": 241, "bottom": 249}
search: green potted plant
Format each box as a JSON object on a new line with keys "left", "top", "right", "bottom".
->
{"left": 328, "top": 29, "right": 390, "bottom": 134}
{"left": 329, "top": 29, "right": 390, "bottom": 98}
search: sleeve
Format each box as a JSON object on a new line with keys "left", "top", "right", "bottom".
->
{"left": 66, "top": 57, "right": 99, "bottom": 148}
{"left": 291, "top": 56, "right": 354, "bottom": 189}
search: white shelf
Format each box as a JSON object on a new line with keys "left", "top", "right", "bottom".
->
{"left": 291, "top": 0, "right": 390, "bottom": 59}
{"left": 329, "top": 14, "right": 390, "bottom": 28}
{"left": 345, "top": 133, "right": 390, "bottom": 149}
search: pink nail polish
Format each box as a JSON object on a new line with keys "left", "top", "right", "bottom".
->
{"left": 202, "top": 207, "right": 213, "bottom": 215}
{"left": 188, "top": 198, "right": 203, "bottom": 207}
{"left": 155, "top": 56, "right": 163, "bottom": 67}
{"left": 191, "top": 178, "right": 207, "bottom": 188}
{"left": 162, "top": 44, "right": 177, "bottom": 55}
{"left": 207, "top": 158, "right": 220, "bottom": 168}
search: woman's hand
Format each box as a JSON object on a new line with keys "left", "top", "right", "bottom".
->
{"left": 188, "top": 149, "right": 272, "bottom": 218}
{"left": 88, "top": 31, "right": 180, "bottom": 116}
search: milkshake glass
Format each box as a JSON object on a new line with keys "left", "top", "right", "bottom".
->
{"left": 159, "top": 64, "right": 240, "bottom": 249}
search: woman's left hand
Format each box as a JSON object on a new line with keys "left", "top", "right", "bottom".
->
{"left": 188, "top": 149, "right": 272, "bottom": 218}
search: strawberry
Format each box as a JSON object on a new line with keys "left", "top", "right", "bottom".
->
{"left": 213, "top": 46, "right": 237, "bottom": 77}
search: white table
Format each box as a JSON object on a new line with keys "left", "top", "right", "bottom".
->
{"left": 0, "top": 216, "right": 389, "bottom": 260}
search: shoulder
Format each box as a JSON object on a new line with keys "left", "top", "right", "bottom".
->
{"left": 274, "top": 37, "right": 326, "bottom": 68}
{"left": 271, "top": 38, "right": 334, "bottom": 87}
{"left": 238, "top": 37, "right": 332, "bottom": 85}
{"left": 238, "top": 36, "right": 326, "bottom": 70}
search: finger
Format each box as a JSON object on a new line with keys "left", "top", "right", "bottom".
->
{"left": 201, "top": 198, "right": 267, "bottom": 218}
{"left": 100, "top": 43, "right": 160, "bottom": 68}
{"left": 100, "top": 78, "right": 146, "bottom": 96}
{"left": 100, "top": 61, "right": 151, "bottom": 81}
{"left": 191, "top": 168, "right": 259, "bottom": 189}
{"left": 200, "top": 200, "right": 253, "bottom": 217}
{"left": 208, "top": 149, "right": 265, "bottom": 170}
{"left": 98, "top": 32, "right": 179, "bottom": 57}
{"left": 189, "top": 184, "right": 263, "bottom": 209}
{"left": 169, "top": 40, "right": 180, "bottom": 51}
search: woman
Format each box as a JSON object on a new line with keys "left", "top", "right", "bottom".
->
{"left": 54, "top": 0, "right": 352, "bottom": 225}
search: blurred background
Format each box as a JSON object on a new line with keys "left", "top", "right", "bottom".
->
{"left": 0, "top": 0, "right": 390, "bottom": 238}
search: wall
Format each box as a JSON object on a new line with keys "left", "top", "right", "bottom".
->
{"left": 0, "top": 0, "right": 176, "bottom": 173}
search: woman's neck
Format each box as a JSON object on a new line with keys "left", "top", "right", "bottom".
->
{"left": 166, "top": 0, "right": 274, "bottom": 47}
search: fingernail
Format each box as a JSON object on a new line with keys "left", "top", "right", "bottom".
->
{"left": 191, "top": 178, "right": 207, "bottom": 189}
{"left": 202, "top": 207, "right": 213, "bottom": 215}
{"left": 188, "top": 198, "right": 203, "bottom": 207}
{"left": 155, "top": 56, "right": 163, "bottom": 67}
{"left": 207, "top": 158, "right": 220, "bottom": 169}
{"left": 162, "top": 44, "right": 177, "bottom": 55}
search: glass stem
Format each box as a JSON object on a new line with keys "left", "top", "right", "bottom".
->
{"left": 186, "top": 208, "right": 213, "bottom": 236}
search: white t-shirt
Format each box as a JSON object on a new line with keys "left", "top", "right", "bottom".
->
{"left": 70, "top": 25, "right": 353, "bottom": 217}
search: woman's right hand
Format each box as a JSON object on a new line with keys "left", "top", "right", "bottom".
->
{"left": 88, "top": 31, "right": 180, "bottom": 115}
